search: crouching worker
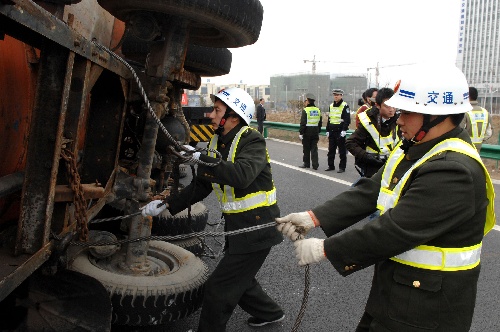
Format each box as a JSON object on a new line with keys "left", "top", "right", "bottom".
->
{"left": 275, "top": 63, "right": 495, "bottom": 332}
{"left": 142, "top": 87, "right": 284, "bottom": 332}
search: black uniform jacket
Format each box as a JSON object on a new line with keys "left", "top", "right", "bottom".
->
{"left": 313, "top": 127, "right": 489, "bottom": 331}
{"left": 167, "top": 124, "right": 283, "bottom": 255}
{"left": 346, "top": 107, "right": 401, "bottom": 177}
{"left": 326, "top": 99, "right": 350, "bottom": 132}
{"left": 299, "top": 105, "right": 323, "bottom": 137}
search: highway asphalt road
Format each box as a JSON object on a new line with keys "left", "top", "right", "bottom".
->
{"left": 158, "top": 138, "right": 500, "bottom": 332}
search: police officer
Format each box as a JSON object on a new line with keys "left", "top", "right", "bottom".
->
{"left": 325, "top": 89, "right": 350, "bottom": 173}
{"left": 298, "top": 93, "right": 322, "bottom": 170}
{"left": 276, "top": 63, "right": 495, "bottom": 332}
{"left": 346, "top": 87, "right": 401, "bottom": 178}
{"left": 462, "top": 86, "right": 492, "bottom": 151}
{"left": 142, "top": 87, "right": 284, "bottom": 331}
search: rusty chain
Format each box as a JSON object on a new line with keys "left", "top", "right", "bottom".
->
{"left": 61, "top": 148, "right": 89, "bottom": 241}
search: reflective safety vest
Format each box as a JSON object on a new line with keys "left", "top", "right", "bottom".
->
{"left": 358, "top": 112, "right": 399, "bottom": 156}
{"left": 466, "top": 107, "right": 489, "bottom": 144}
{"left": 328, "top": 102, "right": 347, "bottom": 124}
{"left": 377, "top": 138, "right": 496, "bottom": 271}
{"left": 208, "top": 126, "right": 277, "bottom": 214}
{"left": 304, "top": 106, "right": 321, "bottom": 126}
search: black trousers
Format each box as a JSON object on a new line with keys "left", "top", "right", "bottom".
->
{"left": 257, "top": 121, "right": 264, "bottom": 134}
{"left": 197, "top": 247, "right": 283, "bottom": 332}
{"left": 327, "top": 132, "right": 347, "bottom": 170}
{"left": 302, "top": 135, "right": 319, "bottom": 168}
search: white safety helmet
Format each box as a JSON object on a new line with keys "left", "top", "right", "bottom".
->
{"left": 385, "top": 63, "right": 472, "bottom": 115}
{"left": 210, "top": 87, "right": 255, "bottom": 125}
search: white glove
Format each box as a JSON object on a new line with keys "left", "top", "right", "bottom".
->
{"left": 294, "top": 238, "right": 326, "bottom": 266}
{"left": 340, "top": 131, "right": 346, "bottom": 137}
{"left": 141, "top": 200, "right": 168, "bottom": 217}
{"left": 326, "top": 132, "right": 330, "bottom": 138}
{"left": 299, "top": 134, "right": 304, "bottom": 140}
{"left": 180, "top": 145, "right": 201, "bottom": 165}
{"left": 275, "top": 211, "right": 316, "bottom": 241}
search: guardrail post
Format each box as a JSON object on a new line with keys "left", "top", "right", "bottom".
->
{"left": 263, "top": 126, "right": 268, "bottom": 138}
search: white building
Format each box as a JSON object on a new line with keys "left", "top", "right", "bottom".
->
{"left": 457, "top": 0, "right": 500, "bottom": 112}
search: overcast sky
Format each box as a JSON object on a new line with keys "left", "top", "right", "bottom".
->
{"left": 206, "top": 0, "right": 463, "bottom": 87}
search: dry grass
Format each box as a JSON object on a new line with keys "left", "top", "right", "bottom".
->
{"left": 266, "top": 111, "right": 500, "bottom": 179}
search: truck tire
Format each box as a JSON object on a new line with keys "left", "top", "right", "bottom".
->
{"left": 152, "top": 201, "right": 208, "bottom": 236}
{"left": 184, "top": 44, "right": 232, "bottom": 77}
{"left": 97, "top": 0, "right": 264, "bottom": 48}
{"left": 121, "top": 37, "right": 232, "bottom": 77}
{"left": 69, "top": 241, "right": 208, "bottom": 326}
{"left": 169, "top": 236, "right": 204, "bottom": 257}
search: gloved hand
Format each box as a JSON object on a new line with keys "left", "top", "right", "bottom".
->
{"left": 340, "top": 131, "right": 346, "bottom": 137}
{"left": 326, "top": 132, "right": 330, "bottom": 138}
{"left": 299, "top": 134, "right": 303, "bottom": 140}
{"left": 363, "top": 153, "right": 385, "bottom": 167}
{"left": 275, "top": 211, "right": 317, "bottom": 241}
{"left": 141, "top": 200, "right": 168, "bottom": 217}
{"left": 294, "top": 238, "right": 326, "bottom": 266}
{"left": 180, "top": 144, "right": 201, "bottom": 165}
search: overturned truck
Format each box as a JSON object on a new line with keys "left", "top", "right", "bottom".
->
{"left": 0, "top": 0, "right": 263, "bottom": 330}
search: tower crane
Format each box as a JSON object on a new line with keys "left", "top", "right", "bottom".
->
{"left": 366, "top": 62, "right": 416, "bottom": 87}
{"left": 303, "top": 55, "right": 353, "bottom": 74}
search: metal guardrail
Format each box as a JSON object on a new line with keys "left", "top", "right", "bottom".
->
{"left": 250, "top": 120, "right": 500, "bottom": 161}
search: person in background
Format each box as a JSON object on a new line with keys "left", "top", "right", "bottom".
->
{"left": 325, "top": 89, "right": 350, "bottom": 173}
{"left": 256, "top": 97, "right": 266, "bottom": 135}
{"left": 298, "top": 93, "right": 322, "bottom": 170}
{"left": 461, "top": 86, "right": 492, "bottom": 151}
{"left": 346, "top": 87, "right": 401, "bottom": 178}
{"left": 276, "top": 63, "right": 495, "bottom": 332}
{"left": 357, "top": 97, "right": 365, "bottom": 108}
{"left": 142, "top": 87, "right": 284, "bottom": 331}
{"left": 355, "top": 87, "right": 378, "bottom": 128}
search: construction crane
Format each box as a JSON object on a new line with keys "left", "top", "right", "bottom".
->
{"left": 303, "top": 55, "right": 353, "bottom": 74}
{"left": 366, "top": 62, "right": 416, "bottom": 87}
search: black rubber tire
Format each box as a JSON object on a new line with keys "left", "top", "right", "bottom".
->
{"left": 121, "top": 37, "right": 232, "bottom": 77}
{"left": 69, "top": 241, "right": 209, "bottom": 326}
{"left": 168, "top": 236, "right": 203, "bottom": 257}
{"left": 184, "top": 44, "right": 232, "bottom": 77}
{"left": 97, "top": 0, "right": 264, "bottom": 48}
{"left": 152, "top": 202, "right": 208, "bottom": 236}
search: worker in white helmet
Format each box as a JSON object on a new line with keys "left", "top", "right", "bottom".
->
{"left": 142, "top": 87, "right": 284, "bottom": 331}
{"left": 275, "top": 63, "right": 495, "bottom": 332}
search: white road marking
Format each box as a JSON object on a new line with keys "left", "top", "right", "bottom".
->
{"left": 271, "top": 157, "right": 500, "bottom": 232}
{"left": 271, "top": 160, "right": 354, "bottom": 186}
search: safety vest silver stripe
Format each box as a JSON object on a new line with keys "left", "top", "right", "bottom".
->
{"left": 358, "top": 112, "right": 397, "bottom": 155}
{"left": 220, "top": 189, "right": 277, "bottom": 213}
{"left": 391, "top": 244, "right": 482, "bottom": 270}
{"left": 328, "top": 102, "right": 346, "bottom": 124}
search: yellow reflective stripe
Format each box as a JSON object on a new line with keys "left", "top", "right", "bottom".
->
{"left": 390, "top": 243, "right": 482, "bottom": 271}
{"left": 358, "top": 112, "right": 397, "bottom": 155}
{"left": 210, "top": 127, "right": 277, "bottom": 213}
{"left": 467, "top": 108, "right": 488, "bottom": 144}
{"left": 328, "top": 102, "right": 346, "bottom": 124}
{"left": 305, "top": 107, "right": 321, "bottom": 126}
{"left": 221, "top": 188, "right": 277, "bottom": 213}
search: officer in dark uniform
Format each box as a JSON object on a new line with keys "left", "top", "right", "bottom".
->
{"left": 143, "top": 87, "right": 284, "bottom": 331}
{"left": 298, "top": 93, "right": 322, "bottom": 170}
{"left": 276, "top": 64, "right": 496, "bottom": 332}
{"left": 325, "top": 89, "right": 351, "bottom": 173}
{"left": 346, "top": 87, "right": 401, "bottom": 178}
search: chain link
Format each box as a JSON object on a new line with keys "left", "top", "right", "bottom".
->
{"left": 61, "top": 148, "right": 89, "bottom": 241}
